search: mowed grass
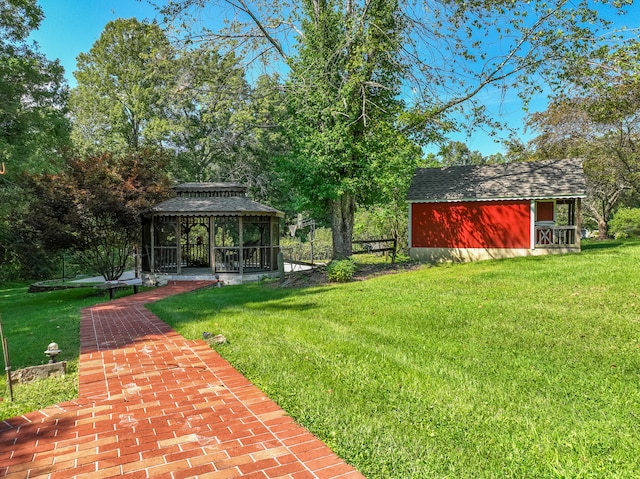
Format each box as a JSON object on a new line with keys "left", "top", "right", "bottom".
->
{"left": 0, "top": 284, "right": 134, "bottom": 419}
{"left": 150, "top": 241, "right": 640, "bottom": 479}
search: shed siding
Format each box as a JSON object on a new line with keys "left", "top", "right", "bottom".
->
{"left": 411, "top": 200, "right": 530, "bottom": 249}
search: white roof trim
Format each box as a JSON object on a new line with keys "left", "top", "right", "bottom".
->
{"left": 408, "top": 194, "right": 586, "bottom": 204}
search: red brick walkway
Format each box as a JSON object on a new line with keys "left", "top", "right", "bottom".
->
{"left": 0, "top": 282, "right": 366, "bottom": 479}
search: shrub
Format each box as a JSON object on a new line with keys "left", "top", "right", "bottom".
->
{"left": 610, "top": 207, "right": 640, "bottom": 238}
{"left": 327, "top": 259, "right": 357, "bottom": 282}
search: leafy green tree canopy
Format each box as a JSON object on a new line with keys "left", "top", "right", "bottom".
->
{"left": 167, "top": 47, "right": 261, "bottom": 185}
{"left": 162, "top": 0, "right": 632, "bottom": 258}
{"left": 434, "top": 141, "right": 493, "bottom": 167}
{"left": 0, "top": 0, "right": 70, "bottom": 280}
{"left": 70, "top": 18, "right": 176, "bottom": 154}
{"left": 0, "top": 0, "right": 69, "bottom": 177}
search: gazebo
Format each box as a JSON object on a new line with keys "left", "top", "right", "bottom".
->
{"left": 141, "top": 183, "right": 284, "bottom": 283}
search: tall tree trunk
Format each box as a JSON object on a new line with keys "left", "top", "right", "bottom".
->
{"left": 597, "top": 218, "right": 609, "bottom": 240}
{"left": 330, "top": 193, "right": 356, "bottom": 259}
{"left": 584, "top": 196, "right": 617, "bottom": 240}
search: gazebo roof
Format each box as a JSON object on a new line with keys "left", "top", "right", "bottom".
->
{"left": 147, "top": 182, "right": 284, "bottom": 217}
{"left": 407, "top": 158, "right": 586, "bottom": 202}
{"left": 149, "top": 196, "right": 284, "bottom": 217}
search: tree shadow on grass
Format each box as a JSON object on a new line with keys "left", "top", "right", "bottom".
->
{"left": 151, "top": 281, "right": 333, "bottom": 327}
{"left": 581, "top": 240, "right": 624, "bottom": 251}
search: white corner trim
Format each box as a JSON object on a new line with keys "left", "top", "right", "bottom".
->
{"left": 530, "top": 200, "right": 535, "bottom": 249}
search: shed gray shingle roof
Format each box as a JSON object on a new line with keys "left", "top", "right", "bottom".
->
{"left": 407, "top": 158, "right": 586, "bottom": 202}
{"left": 149, "top": 196, "right": 284, "bottom": 217}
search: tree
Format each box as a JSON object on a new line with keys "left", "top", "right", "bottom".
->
{"left": 0, "top": 0, "right": 69, "bottom": 175}
{"left": 25, "top": 150, "right": 173, "bottom": 280}
{"left": 435, "top": 141, "right": 492, "bottom": 166}
{"left": 1, "top": 0, "right": 68, "bottom": 167}
{"left": 69, "top": 18, "right": 176, "bottom": 154}
{"left": 162, "top": 0, "right": 631, "bottom": 258}
{"left": 583, "top": 155, "right": 630, "bottom": 239}
{"left": 245, "top": 73, "right": 291, "bottom": 201}
{"left": 0, "top": 0, "right": 70, "bottom": 280}
{"left": 353, "top": 126, "right": 424, "bottom": 249}
{"left": 276, "top": 0, "right": 412, "bottom": 257}
{"left": 167, "top": 47, "right": 263, "bottom": 185}
{"left": 526, "top": 99, "right": 634, "bottom": 240}
{"left": 525, "top": 29, "right": 640, "bottom": 240}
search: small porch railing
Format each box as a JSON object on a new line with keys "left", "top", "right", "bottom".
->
{"left": 535, "top": 226, "right": 578, "bottom": 247}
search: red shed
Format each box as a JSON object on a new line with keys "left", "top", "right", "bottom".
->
{"left": 407, "top": 158, "right": 587, "bottom": 262}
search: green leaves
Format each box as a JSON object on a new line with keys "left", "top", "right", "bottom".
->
{"left": 0, "top": 0, "right": 43, "bottom": 43}
{"left": 25, "top": 150, "right": 173, "bottom": 281}
{"left": 70, "top": 18, "right": 176, "bottom": 154}
{"left": 167, "top": 47, "right": 256, "bottom": 183}
{"left": 0, "top": 0, "right": 69, "bottom": 178}
{"left": 526, "top": 28, "right": 640, "bottom": 238}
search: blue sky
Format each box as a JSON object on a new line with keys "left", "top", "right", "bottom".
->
{"left": 28, "top": 0, "right": 554, "bottom": 156}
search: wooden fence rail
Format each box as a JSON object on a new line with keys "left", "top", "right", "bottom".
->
{"left": 352, "top": 238, "right": 397, "bottom": 263}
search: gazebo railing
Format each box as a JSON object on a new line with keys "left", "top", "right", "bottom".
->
{"left": 154, "top": 245, "right": 278, "bottom": 274}
{"left": 153, "top": 246, "right": 178, "bottom": 273}
{"left": 242, "top": 245, "right": 273, "bottom": 271}
{"left": 214, "top": 246, "right": 275, "bottom": 273}
{"left": 181, "top": 243, "right": 210, "bottom": 267}
{"left": 215, "top": 247, "right": 240, "bottom": 272}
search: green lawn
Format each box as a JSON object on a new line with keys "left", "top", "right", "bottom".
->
{"left": 149, "top": 241, "right": 640, "bottom": 479}
{"left": 1, "top": 243, "right": 638, "bottom": 477}
{"left": 0, "top": 283, "right": 134, "bottom": 419}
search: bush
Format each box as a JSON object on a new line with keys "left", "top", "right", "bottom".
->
{"left": 327, "top": 259, "right": 357, "bottom": 282}
{"left": 610, "top": 207, "right": 640, "bottom": 238}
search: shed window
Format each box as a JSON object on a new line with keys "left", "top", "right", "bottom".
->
{"left": 536, "top": 201, "right": 555, "bottom": 223}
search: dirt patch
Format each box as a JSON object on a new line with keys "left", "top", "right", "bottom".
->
{"left": 28, "top": 282, "right": 91, "bottom": 293}
{"left": 352, "top": 261, "right": 423, "bottom": 281}
{"left": 278, "top": 265, "right": 328, "bottom": 287}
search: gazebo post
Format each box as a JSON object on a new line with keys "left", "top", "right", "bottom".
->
{"left": 576, "top": 198, "right": 582, "bottom": 248}
{"left": 238, "top": 216, "right": 244, "bottom": 276}
{"left": 209, "top": 216, "right": 215, "bottom": 275}
{"left": 176, "top": 218, "right": 182, "bottom": 274}
{"left": 150, "top": 216, "right": 155, "bottom": 272}
{"left": 272, "top": 217, "right": 279, "bottom": 269}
